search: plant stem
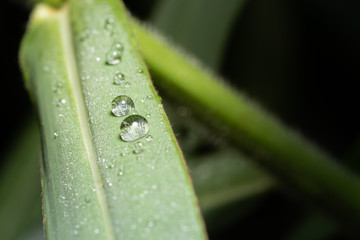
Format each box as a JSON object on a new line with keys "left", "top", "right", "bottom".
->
{"left": 133, "top": 21, "right": 360, "bottom": 230}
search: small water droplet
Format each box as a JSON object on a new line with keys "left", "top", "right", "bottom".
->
{"left": 107, "top": 164, "right": 114, "bottom": 169}
{"left": 133, "top": 142, "right": 145, "bottom": 154}
{"left": 54, "top": 131, "right": 59, "bottom": 138}
{"left": 79, "top": 28, "right": 90, "bottom": 41}
{"left": 94, "top": 228, "right": 99, "bottom": 234}
{"left": 104, "top": 17, "right": 114, "bottom": 34}
{"left": 145, "top": 113, "right": 151, "bottom": 118}
{"left": 118, "top": 171, "right": 124, "bottom": 176}
{"left": 85, "top": 196, "right": 91, "bottom": 203}
{"left": 136, "top": 67, "right": 144, "bottom": 74}
{"left": 113, "top": 71, "right": 125, "bottom": 85}
{"left": 74, "top": 230, "right": 78, "bottom": 235}
{"left": 111, "top": 95, "right": 135, "bottom": 117}
{"left": 56, "top": 98, "right": 66, "bottom": 106}
{"left": 43, "top": 66, "right": 50, "bottom": 72}
{"left": 120, "top": 115, "right": 150, "bottom": 142}
{"left": 145, "top": 135, "right": 153, "bottom": 142}
{"left": 96, "top": 57, "right": 101, "bottom": 62}
{"left": 124, "top": 82, "right": 131, "bottom": 88}
{"left": 105, "top": 42, "right": 124, "bottom": 65}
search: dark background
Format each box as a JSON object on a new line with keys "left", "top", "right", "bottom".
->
{"left": 1, "top": 0, "right": 360, "bottom": 239}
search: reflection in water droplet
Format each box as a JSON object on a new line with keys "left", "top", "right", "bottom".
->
{"left": 105, "top": 42, "right": 124, "bottom": 65}
{"left": 113, "top": 71, "right": 125, "bottom": 85}
{"left": 120, "top": 115, "right": 149, "bottom": 142}
{"left": 111, "top": 95, "right": 135, "bottom": 117}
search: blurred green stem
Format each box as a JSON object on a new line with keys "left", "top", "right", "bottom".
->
{"left": 0, "top": 117, "right": 41, "bottom": 240}
{"left": 133, "top": 21, "right": 360, "bottom": 231}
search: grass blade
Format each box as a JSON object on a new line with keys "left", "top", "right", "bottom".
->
{"left": 20, "top": 1, "right": 207, "bottom": 239}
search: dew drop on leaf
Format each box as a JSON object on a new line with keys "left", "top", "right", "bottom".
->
{"left": 113, "top": 71, "right": 125, "bottom": 85}
{"left": 105, "top": 42, "right": 124, "bottom": 65}
{"left": 120, "top": 115, "right": 150, "bottom": 142}
{"left": 136, "top": 67, "right": 144, "bottom": 74}
{"left": 145, "top": 135, "right": 153, "bottom": 142}
{"left": 104, "top": 17, "right": 114, "bottom": 34}
{"left": 111, "top": 95, "right": 135, "bottom": 117}
{"left": 53, "top": 131, "right": 59, "bottom": 138}
{"left": 133, "top": 142, "right": 145, "bottom": 154}
{"left": 124, "top": 82, "right": 131, "bottom": 88}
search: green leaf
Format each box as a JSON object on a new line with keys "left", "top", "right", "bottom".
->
{"left": 20, "top": 1, "right": 207, "bottom": 239}
{"left": 133, "top": 21, "right": 360, "bottom": 230}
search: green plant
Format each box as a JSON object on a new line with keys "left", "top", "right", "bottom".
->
{"left": 1, "top": 0, "right": 360, "bottom": 239}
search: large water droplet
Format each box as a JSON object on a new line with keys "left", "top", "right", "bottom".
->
{"left": 113, "top": 71, "right": 125, "bottom": 85}
{"left": 111, "top": 95, "right": 135, "bottom": 117}
{"left": 105, "top": 42, "right": 124, "bottom": 65}
{"left": 120, "top": 115, "right": 150, "bottom": 142}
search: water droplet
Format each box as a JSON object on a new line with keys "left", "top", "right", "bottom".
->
{"left": 74, "top": 230, "right": 78, "bottom": 235}
{"left": 111, "top": 95, "right": 135, "bottom": 117}
{"left": 145, "top": 113, "right": 151, "bottom": 118}
{"left": 105, "top": 42, "right": 124, "bottom": 65}
{"left": 56, "top": 98, "right": 66, "bottom": 106}
{"left": 145, "top": 135, "right": 153, "bottom": 142}
{"left": 85, "top": 196, "right": 91, "bottom": 203}
{"left": 136, "top": 67, "right": 144, "bottom": 74}
{"left": 118, "top": 171, "right": 124, "bottom": 176}
{"left": 148, "top": 221, "right": 154, "bottom": 228}
{"left": 120, "top": 115, "right": 150, "bottom": 142}
{"left": 94, "top": 228, "right": 99, "bottom": 234}
{"left": 54, "top": 131, "right": 59, "bottom": 138}
{"left": 79, "top": 28, "right": 90, "bottom": 41}
{"left": 124, "top": 82, "right": 131, "bottom": 88}
{"left": 96, "top": 57, "right": 101, "bottom": 62}
{"left": 133, "top": 142, "right": 145, "bottom": 154}
{"left": 104, "top": 17, "right": 114, "bottom": 34}
{"left": 113, "top": 71, "right": 125, "bottom": 85}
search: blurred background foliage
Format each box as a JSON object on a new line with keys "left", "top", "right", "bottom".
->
{"left": 1, "top": 0, "right": 360, "bottom": 239}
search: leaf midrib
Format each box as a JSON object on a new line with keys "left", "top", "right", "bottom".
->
{"left": 59, "top": 5, "right": 115, "bottom": 240}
